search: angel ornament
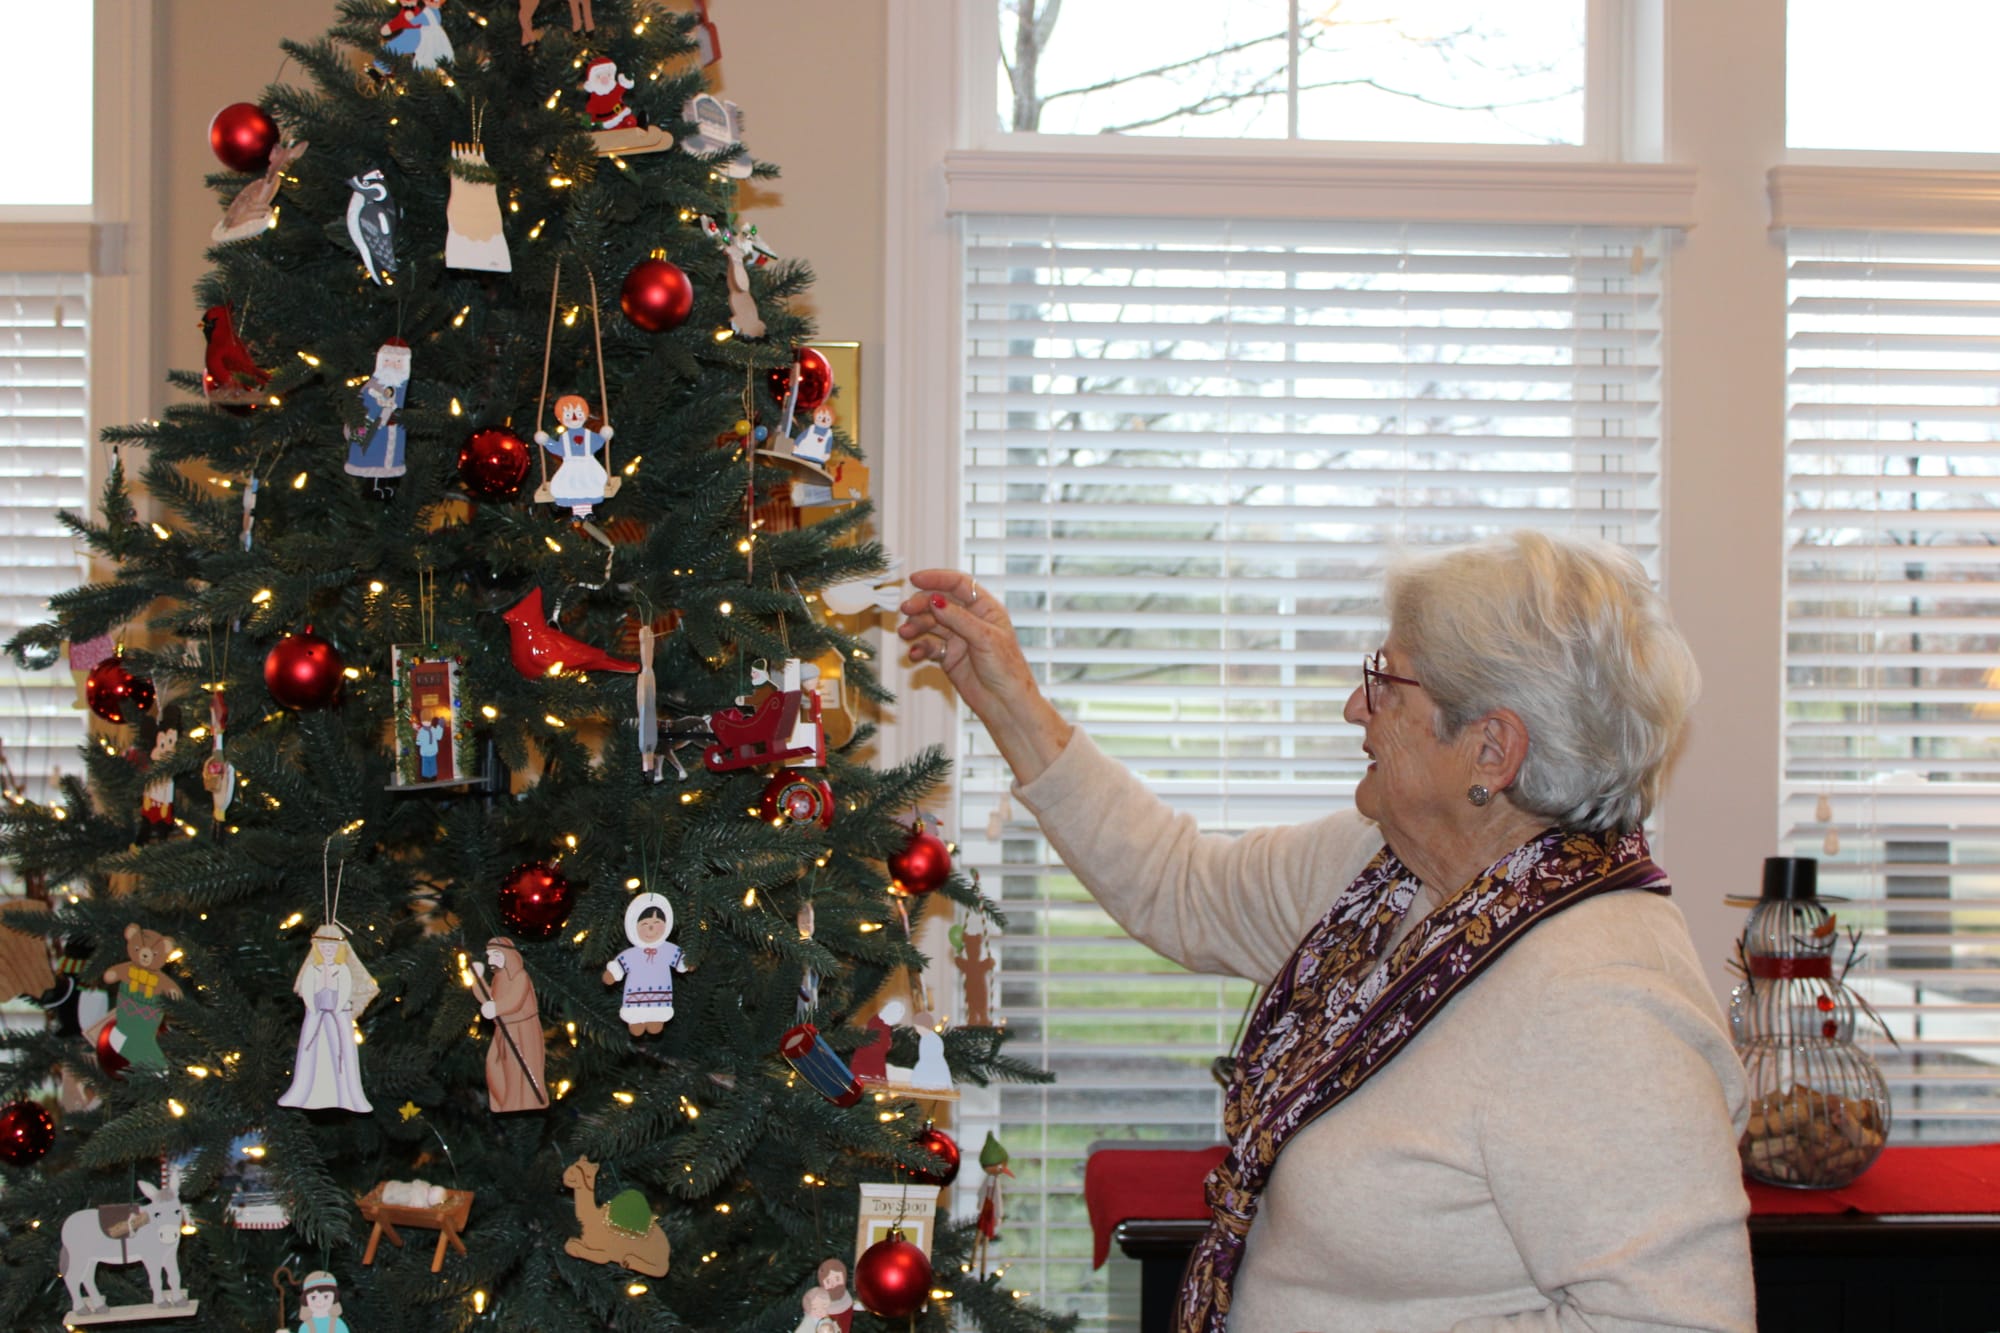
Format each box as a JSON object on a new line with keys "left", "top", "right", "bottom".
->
{"left": 277, "top": 922, "right": 378, "bottom": 1113}
{"left": 602, "top": 893, "right": 687, "bottom": 1035}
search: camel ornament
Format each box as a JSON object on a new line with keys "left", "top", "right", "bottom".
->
{"left": 562, "top": 1156, "right": 670, "bottom": 1277}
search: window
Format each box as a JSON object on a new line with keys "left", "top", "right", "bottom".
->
{"left": 952, "top": 214, "right": 1664, "bottom": 1318}
{"left": 0, "top": 6, "right": 95, "bottom": 206}
{"left": 1783, "top": 229, "right": 2000, "bottom": 1139}
{"left": 1788, "top": 0, "right": 2000, "bottom": 154}
{"left": 994, "top": 0, "right": 1591, "bottom": 146}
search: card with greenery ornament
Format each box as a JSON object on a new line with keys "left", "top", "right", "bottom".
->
{"left": 388, "top": 644, "right": 477, "bottom": 790}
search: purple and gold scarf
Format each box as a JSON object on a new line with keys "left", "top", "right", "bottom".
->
{"left": 1177, "top": 825, "right": 1669, "bottom": 1333}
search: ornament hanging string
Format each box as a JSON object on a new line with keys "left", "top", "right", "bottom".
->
{"left": 418, "top": 565, "right": 436, "bottom": 646}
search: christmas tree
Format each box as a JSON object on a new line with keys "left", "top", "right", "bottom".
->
{"left": 0, "top": 3, "right": 1066, "bottom": 1330}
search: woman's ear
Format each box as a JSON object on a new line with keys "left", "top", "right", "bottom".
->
{"left": 1475, "top": 709, "right": 1530, "bottom": 790}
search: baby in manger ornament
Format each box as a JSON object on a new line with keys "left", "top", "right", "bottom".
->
{"left": 602, "top": 892, "right": 687, "bottom": 1035}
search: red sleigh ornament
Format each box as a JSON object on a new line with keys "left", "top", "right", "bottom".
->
{"left": 704, "top": 687, "right": 824, "bottom": 772}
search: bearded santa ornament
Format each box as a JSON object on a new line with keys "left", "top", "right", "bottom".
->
{"left": 581, "top": 57, "right": 639, "bottom": 131}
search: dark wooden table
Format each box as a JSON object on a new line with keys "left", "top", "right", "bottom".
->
{"left": 1109, "top": 1215, "right": 2000, "bottom": 1333}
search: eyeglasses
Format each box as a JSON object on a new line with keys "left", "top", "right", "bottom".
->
{"left": 1361, "top": 652, "right": 1423, "bottom": 713}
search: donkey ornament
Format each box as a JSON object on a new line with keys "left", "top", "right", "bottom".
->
{"left": 59, "top": 1167, "right": 199, "bottom": 1322}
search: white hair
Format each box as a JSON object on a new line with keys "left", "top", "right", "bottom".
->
{"left": 1384, "top": 530, "right": 1700, "bottom": 834}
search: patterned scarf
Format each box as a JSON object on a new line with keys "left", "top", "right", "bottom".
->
{"left": 1176, "top": 825, "right": 1669, "bottom": 1333}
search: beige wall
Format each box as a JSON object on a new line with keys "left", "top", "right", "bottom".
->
{"left": 154, "top": 0, "right": 888, "bottom": 412}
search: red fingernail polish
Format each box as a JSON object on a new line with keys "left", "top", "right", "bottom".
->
{"left": 931, "top": 595, "right": 947, "bottom": 609}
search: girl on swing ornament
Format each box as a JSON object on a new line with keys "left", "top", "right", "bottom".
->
{"left": 530, "top": 262, "right": 622, "bottom": 519}
{"left": 534, "top": 394, "right": 613, "bottom": 518}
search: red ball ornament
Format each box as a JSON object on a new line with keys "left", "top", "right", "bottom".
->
{"left": 95, "top": 1021, "right": 129, "bottom": 1082}
{"left": 888, "top": 820, "right": 952, "bottom": 895}
{"left": 498, "top": 862, "right": 574, "bottom": 940}
{"left": 84, "top": 658, "right": 157, "bottom": 725}
{"left": 265, "top": 630, "right": 344, "bottom": 710}
{"left": 854, "top": 1233, "right": 933, "bottom": 1318}
{"left": 0, "top": 1099, "right": 55, "bottom": 1167}
{"left": 766, "top": 347, "right": 832, "bottom": 413}
{"left": 620, "top": 258, "right": 695, "bottom": 333}
{"left": 209, "top": 102, "right": 279, "bottom": 174}
{"left": 458, "top": 429, "right": 533, "bottom": 501}
{"left": 908, "top": 1125, "right": 960, "bottom": 1187}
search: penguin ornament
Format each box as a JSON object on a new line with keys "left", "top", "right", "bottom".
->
{"left": 345, "top": 169, "right": 399, "bottom": 284}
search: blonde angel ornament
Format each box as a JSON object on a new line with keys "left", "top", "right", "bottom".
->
{"left": 278, "top": 884, "right": 379, "bottom": 1113}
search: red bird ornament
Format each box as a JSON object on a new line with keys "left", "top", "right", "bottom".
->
{"left": 501, "top": 588, "right": 639, "bottom": 678}
{"left": 201, "top": 304, "right": 269, "bottom": 408}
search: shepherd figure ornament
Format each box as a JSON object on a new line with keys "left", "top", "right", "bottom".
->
{"left": 471, "top": 936, "right": 547, "bottom": 1112}
{"left": 602, "top": 893, "right": 687, "bottom": 1035}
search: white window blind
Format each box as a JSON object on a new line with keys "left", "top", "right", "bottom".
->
{"left": 952, "top": 215, "right": 1664, "bottom": 1320}
{"left": 1784, "top": 231, "right": 2000, "bottom": 1142}
{"left": 2, "top": 272, "right": 91, "bottom": 807}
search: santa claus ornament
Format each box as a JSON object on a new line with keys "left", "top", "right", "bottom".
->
{"left": 344, "top": 339, "right": 412, "bottom": 495}
{"left": 579, "top": 56, "right": 672, "bottom": 155}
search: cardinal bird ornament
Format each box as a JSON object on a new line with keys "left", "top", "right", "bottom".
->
{"left": 345, "top": 169, "right": 399, "bottom": 284}
{"left": 201, "top": 304, "right": 268, "bottom": 407}
{"left": 500, "top": 589, "right": 639, "bottom": 678}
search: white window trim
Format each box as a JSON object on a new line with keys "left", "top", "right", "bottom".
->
{"left": 1769, "top": 163, "right": 2000, "bottom": 234}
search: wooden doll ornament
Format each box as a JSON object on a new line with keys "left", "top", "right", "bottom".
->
{"left": 470, "top": 936, "right": 547, "bottom": 1111}
{"left": 291, "top": 1270, "right": 352, "bottom": 1333}
{"left": 530, "top": 263, "right": 622, "bottom": 517}
{"left": 603, "top": 893, "right": 687, "bottom": 1034}
{"left": 277, "top": 923, "right": 377, "bottom": 1112}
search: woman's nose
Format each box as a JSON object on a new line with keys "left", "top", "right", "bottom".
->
{"left": 1343, "top": 681, "right": 1369, "bottom": 725}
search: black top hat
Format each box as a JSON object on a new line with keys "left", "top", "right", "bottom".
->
{"left": 1760, "top": 855, "right": 1817, "bottom": 901}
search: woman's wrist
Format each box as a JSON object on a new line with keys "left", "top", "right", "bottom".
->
{"left": 986, "top": 689, "right": 1073, "bottom": 786}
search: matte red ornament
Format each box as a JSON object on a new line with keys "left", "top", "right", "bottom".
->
{"left": 854, "top": 1233, "right": 932, "bottom": 1318}
{"left": 209, "top": 102, "right": 279, "bottom": 173}
{"left": 95, "top": 1020, "right": 129, "bottom": 1082}
{"left": 908, "top": 1125, "right": 961, "bottom": 1186}
{"left": 766, "top": 346, "right": 832, "bottom": 413}
{"left": 888, "top": 820, "right": 952, "bottom": 895}
{"left": 458, "top": 428, "right": 533, "bottom": 501}
{"left": 620, "top": 258, "right": 695, "bottom": 333}
{"left": 84, "top": 658, "right": 157, "bottom": 725}
{"left": 498, "top": 862, "right": 574, "bottom": 940}
{"left": 263, "top": 629, "right": 344, "bottom": 710}
{"left": 0, "top": 1099, "right": 55, "bottom": 1167}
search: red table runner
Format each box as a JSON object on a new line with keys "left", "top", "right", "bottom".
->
{"left": 1084, "top": 1143, "right": 2000, "bottom": 1269}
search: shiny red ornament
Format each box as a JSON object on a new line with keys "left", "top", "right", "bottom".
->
{"left": 84, "top": 659, "right": 157, "bottom": 725}
{"left": 620, "top": 258, "right": 695, "bottom": 333}
{"left": 498, "top": 862, "right": 574, "bottom": 940}
{"left": 766, "top": 347, "right": 832, "bottom": 414}
{"left": 209, "top": 102, "right": 279, "bottom": 173}
{"left": 888, "top": 820, "right": 952, "bottom": 895}
{"left": 762, "top": 769, "right": 835, "bottom": 830}
{"left": 908, "top": 1125, "right": 960, "bottom": 1187}
{"left": 458, "top": 429, "right": 533, "bottom": 501}
{"left": 95, "top": 1021, "right": 129, "bottom": 1082}
{"left": 0, "top": 1099, "right": 55, "bottom": 1167}
{"left": 854, "top": 1233, "right": 932, "bottom": 1318}
{"left": 263, "top": 629, "right": 344, "bottom": 710}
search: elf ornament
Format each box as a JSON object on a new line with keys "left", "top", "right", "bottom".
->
{"left": 344, "top": 169, "right": 399, "bottom": 284}
{"left": 854, "top": 1231, "right": 932, "bottom": 1319}
{"left": 974, "top": 1131, "right": 1013, "bottom": 1272}
{"left": 209, "top": 102, "right": 278, "bottom": 173}
{"left": 0, "top": 1099, "right": 54, "bottom": 1167}
{"left": 602, "top": 893, "right": 687, "bottom": 1034}
{"left": 344, "top": 339, "right": 412, "bottom": 491}
{"left": 445, "top": 140, "right": 511, "bottom": 272}
{"left": 458, "top": 428, "right": 532, "bottom": 500}
{"left": 265, "top": 630, "right": 344, "bottom": 710}
{"left": 470, "top": 937, "right": 548, "bottom": 1112}
{"left": 498, "top": 862, "right": 574, "bottom": 940}
{"left": 85, "top": 656, "right": 156, "bottom": 725}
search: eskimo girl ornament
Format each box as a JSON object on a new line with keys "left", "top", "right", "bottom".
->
{"left": 344, "top": 339, "right": 412, "bottom": 494}
{"left": 602, "top": 893, "right": 687, "bottom": 1036}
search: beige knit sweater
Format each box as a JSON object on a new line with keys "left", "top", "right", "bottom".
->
{"left": 1014, "top": 729, "right": 1754, "bottom": 1333}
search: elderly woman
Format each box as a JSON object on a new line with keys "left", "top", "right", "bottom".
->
{"left": 897, "top": 531, "right": 1752, "bottom": 1333}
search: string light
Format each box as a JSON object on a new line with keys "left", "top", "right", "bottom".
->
{"left": 625, "top": 877, "right": 642, "bottom": 889}
{"left": 718, "top": 601, "right": 733, "bottom": 615}
{"left": 627, "top": 1283, "right": 649, "bottom": 1296}
{"left": 251, "top": 589, "right": 273, "bottom": 604}
{"left": 281, "top": 912, "right": 304, "bottom": 929}
{"left": 297, "top": 351, "right": 320, "bottom": 366}
{"left": 167, "top": 1099, "right": 186, "bottom": 1117}
{"left": 713, "top": 327, "right": 734, "bottom": 342}
{"left": 292, "top": 472, "right": 308, "bottom": 489}
{"left": 186, "top": 1066, "right": 210, "bottom": 1078}
{"left": 472, "top": 1292, "right": 488, "bottom": 1314}
{"left": 450, "top": 398, "right": 463, "bottom": 416}
{"left": 544, "top": 715, "right": 565, "bottom": 728}
{"left": 452, "top": 306, "right": 470, "bottom": 328}
{"left": 613, "top": 1091, "right": 635, "bottom": 1105}
{"left": 545, "top": 536, "right": 563, "bottom": 552}
{"left": 544, "top": 91, "right": 561, "bottom": 109}
{"left": 528, "top": 218, "right": 546, "bottom": 240}
{"left": 481, "top": 705, "right": 498, "bottom": 720}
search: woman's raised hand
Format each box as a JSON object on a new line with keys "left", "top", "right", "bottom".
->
{"left": 896, "top": 569, "right": 1072, "bottom": 783}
